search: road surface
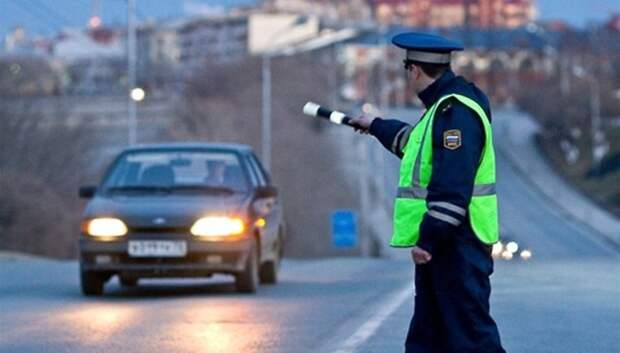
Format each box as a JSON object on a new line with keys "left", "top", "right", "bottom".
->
{"left": 1, "top": 110, "right": 619, "bottom": 353}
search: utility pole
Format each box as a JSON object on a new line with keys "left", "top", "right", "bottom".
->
{"left": 379, "top": 25, "right": 389, "bottom": 110}
{"left": 261, "top": 54, "right": 272, "bottom": 170}
{"left": 127, "top": 0, "right": 137, "bottom": 145}
{"left": 560, "top": 56, "right": 570, "bottom": 97}
{"left": 463, "top": 0, "right": 472, "bottom": 47}
{"left": 260, "top": 16, "right": 310, "bottom": 170}
{"left": 590, "top": 78, "right": 606, "bottom": 166}
{"left": 587, "top": 27, "right": 607, "bottom": 169}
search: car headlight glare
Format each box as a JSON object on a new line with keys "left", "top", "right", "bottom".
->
{"left": 506, "top": 241, "right": 519, "bottom": 254}
{"left": 191, "top": 216, "right": 245, "bottom": 237}
{"left": 520, "top": 249, "right": 532, "bottom": 260}
{"left": 87, "top": 218, "right": 128, "bottom": 237}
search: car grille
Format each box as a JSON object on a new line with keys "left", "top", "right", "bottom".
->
{"left": 128, "top": 227, "right": 189, "bottom": 235}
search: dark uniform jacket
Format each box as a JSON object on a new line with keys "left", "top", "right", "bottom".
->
{"left": 369, "top": 70, "right": 492, "bottom": 253}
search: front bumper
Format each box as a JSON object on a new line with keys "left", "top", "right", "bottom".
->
{"left": 79, "top": 233, "right": 251, "bottom": 277}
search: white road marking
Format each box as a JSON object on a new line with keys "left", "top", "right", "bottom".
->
{"left": 331, "top": 283, "right": 412, "bottom": 353}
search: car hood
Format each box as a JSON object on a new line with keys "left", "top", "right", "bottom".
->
{"left": 83, "top": 194, "right": 251, "bottom": 228}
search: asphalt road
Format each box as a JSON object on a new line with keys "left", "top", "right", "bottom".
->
{"left": 0, "top": 258, "right": 413, "bottom": 353}
{"left": 1, "top": 111, "right": 619, "bottom": 353}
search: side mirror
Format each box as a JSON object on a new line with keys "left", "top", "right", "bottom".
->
{"left": 255, "top": 185, "right": 278, "bottom": 199}
{"left": 79, "top": 185, "right": 97, "bottom": 199}
{"left": 252, "top": 186, "right": 277, "bottom": 216}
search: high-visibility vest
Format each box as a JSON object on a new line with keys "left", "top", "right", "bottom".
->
{"left": 391, "top": 94, "right": 498, "bottom": 247}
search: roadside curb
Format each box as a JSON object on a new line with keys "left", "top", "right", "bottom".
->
{"left": 0, "top": 251, "right": 52, "bottom": 262}
{"left": 495, "top": 110, "right": 620, "bottom": 250}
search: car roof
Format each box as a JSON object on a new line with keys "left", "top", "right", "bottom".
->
{"left": 122, "top": 142, "right": 254, "bottom": 154}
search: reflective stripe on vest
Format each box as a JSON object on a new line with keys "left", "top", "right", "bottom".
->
{"left": 390, "top": 94, "right": 499, "bottom": 247}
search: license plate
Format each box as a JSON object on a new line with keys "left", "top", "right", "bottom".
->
{"left": 128, "top": 241, "right": 187, "bottom": 257}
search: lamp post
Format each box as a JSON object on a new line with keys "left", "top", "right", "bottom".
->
{"left": 131, "top": 87, "right": 145, "bottom": 102}
{"left": 127, "top": 0, "right": 137, "bottom": 145}
{"left": 261, "top": 16, "right": 309, "bottom": 170}
{"left": 261, "top": 54, "right": 272, "bottom": 170}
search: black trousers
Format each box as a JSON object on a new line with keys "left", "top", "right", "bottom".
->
{"left": 405, "top": 228, "right": 506, "bottom": 353}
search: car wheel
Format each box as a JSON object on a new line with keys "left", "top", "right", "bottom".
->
{"left": 119, "top": 275, "right": 138, "bottom": 287}
{"left": 236, "top": 238, "right": 259, "bottom": 293}
{"left": 260, "top": 237, "right": 281, "bottom": 284}
{"left": 81, "top": 271, "right": 104, "bottom": 296}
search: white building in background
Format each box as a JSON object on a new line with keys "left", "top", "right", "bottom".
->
{"left": 53, "top": 28, "right": 124, "bottom": 61}
{"left": 248, "top": 13, "right": 320, "bottom": 55}
{"left": 138, "top": 22, "right": 181, "bottom": 69}
{"left": 52, "top": 28, "right": 126, "bottom": 95}
{"left": 137, "top": 22, "right": 182, "bottom": 89}
{"left": 263, "top": 0, "right": 373, "bottom": 24}
{"left": 178, "top": 14, "right": 249, "bottom": 71}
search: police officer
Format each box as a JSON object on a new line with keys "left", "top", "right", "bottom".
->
{"left": 351, "top": 32, "right": 507, "bottom": 353}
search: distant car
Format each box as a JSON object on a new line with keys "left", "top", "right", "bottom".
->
{"left": 78, "top": 143, "right": 285, "bottom": 295}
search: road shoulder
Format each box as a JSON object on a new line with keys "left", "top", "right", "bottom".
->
{"left": 494, "top": 109, "right": 620, "bottom": 249}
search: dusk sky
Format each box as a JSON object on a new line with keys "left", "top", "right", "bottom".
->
{"left": 0, "top": 0, "right": 619, "bottom": 38}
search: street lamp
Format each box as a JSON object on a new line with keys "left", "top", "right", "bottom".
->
{"left": 261, "top": 16, "right": 309, "bottom": 170}
{"left": 569, "top": 63, "right": 608, "bottom": 168}
{"left": 127, "top": 0, "right": 137, "bottom": 145}
{"left": 130, "top": 87, "right": 145, "bottom": 102}
{"left": 262, "top": 54, "right": 272, "bottom": 170}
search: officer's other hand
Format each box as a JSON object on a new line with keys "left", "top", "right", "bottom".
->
{"left": 411, "top": 246, "right": 432, "bottom": 264}
{"left": 349, "top": 116, "right": 374, "bottom": 134}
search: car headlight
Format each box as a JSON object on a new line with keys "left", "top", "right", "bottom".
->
{"left": 85, "top": 218, "right": 128, "bottom": 237}
{"left": 191, "top": 216, "right": 245, "bottom": 237}
{"left": 520, "top": 249, "right": 532, "bottom": 260}
{"left": 506, "top": 241, "right": 519, "bottom": 254}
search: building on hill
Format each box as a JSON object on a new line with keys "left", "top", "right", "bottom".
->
{"left": 177, "top": 14, "right": 249, "bottom": 72}
{"left": 340, "top": 26, "right": 559, "bottom": 106}
{"left": 373, "top": 0, "right": 536, "bottom": 28}
{"left": 273, "top": 0, "right": 537, "bottom": 29}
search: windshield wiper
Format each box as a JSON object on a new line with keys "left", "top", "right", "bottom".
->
{"left": 106, "top": 185, "right": 171, "bottom": 194}
{"left": 169, "top": 185, "right": 236, "bottom": 195}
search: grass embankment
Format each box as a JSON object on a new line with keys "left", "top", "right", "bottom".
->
{"left": 537, "top": 127, "right": 620, "bottom": 218}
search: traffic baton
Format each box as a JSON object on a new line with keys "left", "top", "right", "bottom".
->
{"left": 302, "top": 102, "right": 365, "bottom": 130}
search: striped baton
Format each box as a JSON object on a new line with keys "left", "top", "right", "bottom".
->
{"left": 302, "top": 102, "right": 365, "bottom": 130}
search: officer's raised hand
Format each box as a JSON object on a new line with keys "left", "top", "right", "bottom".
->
{"left": 411, "top": 246, "right": 432, "bottom": 264}
{"left": 349, "top": 116, "right": 375, "bottom": 134}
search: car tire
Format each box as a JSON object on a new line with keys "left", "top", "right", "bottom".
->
{"left": 259, "top": 237, "right": 281, "bottom": 284}
{"left": 81, "top": 271, "right": 104, "bottom": 296}
{"left": 119, "top": 275, "right": 138, "bottom": 287}
{"left": 235, "top": 238, "right": 259, "bottom": 293}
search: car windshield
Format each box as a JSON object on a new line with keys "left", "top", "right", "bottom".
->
{"left": 102, "top": 150, "right": 249, "bottom": 194}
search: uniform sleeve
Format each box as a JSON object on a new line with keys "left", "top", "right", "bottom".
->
{"left": 368, "top": 118, "right": 413, "bottom": 159}
{"left": 416, "top": 102, "right": 485, "bottom": 254}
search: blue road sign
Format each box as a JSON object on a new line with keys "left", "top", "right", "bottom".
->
{"left": 331, "top": 210, "right": 357, "bottom": 248}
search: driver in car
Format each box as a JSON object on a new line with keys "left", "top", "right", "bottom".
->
{"left": 205, "top": 160, "right": 228, "bottom": 187}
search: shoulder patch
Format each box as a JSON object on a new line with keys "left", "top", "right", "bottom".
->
{"left": 443, "top": 129, "right": 461, "bottom": 150}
